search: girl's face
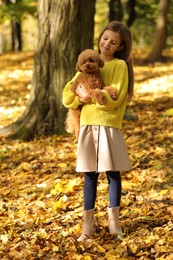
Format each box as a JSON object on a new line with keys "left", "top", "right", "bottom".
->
{"left": 99, "top": 30, "right": 122, "bottom": 61}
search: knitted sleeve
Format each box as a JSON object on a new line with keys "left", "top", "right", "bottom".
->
{"left": 96, "top": 60, "right": 128, "bottom": 111}
{"left": 62, "top": 72, "right": 82, "bottom": 109}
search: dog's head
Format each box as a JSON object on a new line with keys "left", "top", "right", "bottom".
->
{"left": 76, "top": 49, "right": 104, "bottom": 73}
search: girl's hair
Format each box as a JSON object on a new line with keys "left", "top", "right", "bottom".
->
{"left": 98, "top": 21, "right": 134, "bottom": 100}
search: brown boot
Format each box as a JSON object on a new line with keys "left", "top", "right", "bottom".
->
{"left": 108, "top": 206, "right": 122, "bottom": 235}
{"left": 77, "top": 209, "right": 96, "bottom": 242}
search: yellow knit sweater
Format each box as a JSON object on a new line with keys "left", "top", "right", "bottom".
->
{"left": 62, "top": 58, "right": 129, "bottom": 129}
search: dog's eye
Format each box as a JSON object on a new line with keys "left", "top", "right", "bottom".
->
{"left": 88, "top": 58, "right": 95, "bottom": 62}
{"left": 83, "top": 58, "right": 96, "bottom": 64}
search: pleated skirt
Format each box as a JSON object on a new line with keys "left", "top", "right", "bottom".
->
{"left": 76, "top": 125, "right": 132, "bottom": 173}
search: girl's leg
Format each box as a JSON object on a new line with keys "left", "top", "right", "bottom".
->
{"left": 84, "top": 172, "right": 99, "bottom": 210}
{"left": 106, "top": 171, "right": 122, "bottom": 235}
{"left": 78, "top": 172, "right": 99, "bottom": 242}
{"left": 106, "top": 171, "right": 121, "bottom": 207}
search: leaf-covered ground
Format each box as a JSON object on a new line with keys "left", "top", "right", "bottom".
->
{"left": 0, "top": 51, "right": 173, "bottom": 259}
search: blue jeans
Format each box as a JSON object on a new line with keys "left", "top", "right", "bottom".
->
{"left": 84, "top": 171, "right": 121, "bottom": 210}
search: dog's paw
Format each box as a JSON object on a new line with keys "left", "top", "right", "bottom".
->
{"left": 104, "top": 86, "right": 117, "bottom": 101}
{"left": 97, "top": 95, "right": 106, "bottom": 105}
{"left": 92, "top": 89, "right": 106, "bottom": 105}
{"left": 110, "top": 91, "right": 117, "bottom": 100}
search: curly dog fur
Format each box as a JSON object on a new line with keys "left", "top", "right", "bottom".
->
{"left": 65, "top": 49, "right": 117, "bottom": 139}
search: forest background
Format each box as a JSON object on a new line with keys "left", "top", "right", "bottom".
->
{"left": 0, "top": 0, "right": 173, "bottom": 259}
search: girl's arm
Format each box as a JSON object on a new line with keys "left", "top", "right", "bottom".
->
{"left": 96, "top": 61, "right": 129, "bottom": 110}
{"left": 62, "top": 72, "right": 83, "bottom": 109}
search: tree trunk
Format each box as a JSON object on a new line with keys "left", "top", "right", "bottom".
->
{"left": 11, "top": 17, "right": 22, "bottom": 51}
{"left": 0, "top": 0, "right": 96, "bottom": 140}
{"left": 109, "top": 0, "right": 136, "bottom": 26}
{"left": 0, "top": 28, "right": 6, "bottom": 54}
{"left": 145, "top": 0, "right": 170, "bottom": 63}
{"left": 125, "top": 0, "right": 136, "bottom": 27}
{"left": 109, "top": 0, "right": 123, "bottom": 22}
{"left": 120, "top": 0, "right": 136, "bottom": 26}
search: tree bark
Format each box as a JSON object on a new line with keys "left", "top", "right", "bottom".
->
{"left": 11, "top": 17, "right": 22, "bottom": 51}
{"left": 145, "top": 0, "right": 170, "bottom": 63}
{"left": 120, "top": 0, "right": 136, "bottom": 26}
{"left": 109, "top": 0, "right": 123, "bottom": 22}
{"left": 0, "top": 0, "right": 96, "bottom": 140}
{"left": 109, "top": 0, "right": 136, "bottom": 26}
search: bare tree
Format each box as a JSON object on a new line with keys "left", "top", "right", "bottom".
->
{"left": 0, "top": 0, "right": 96, "bottom": 140}
{"left": 145, "top": 0, "right": 170, "bottom": 62}
{"left": 109, "top": 0, "right": 136, "bottom": 26}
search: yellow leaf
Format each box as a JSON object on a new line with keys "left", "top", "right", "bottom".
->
{"left": 160, "top": 189, "right": 168, "bottom": 195}
{"left": 122, "top": 180, "right": 138, "bottom": 190}
{"left": 58, "top": 163, "right": 67, "bottom": 168}
{"left": 84, "top": 256, "right": 92, "bottom": 260}
{"left": 52, "top": 195, "right": 68, "bottom": 211}
{"left": 144, "top": 236, "right": 152, "bottom": 244}
{"left": 121, "top": 209, "right": 129, "bottom": 216}
{"left": 54, "top": 182, "right": 64, "bottom": 191}
{"left": 106, "top": 249, "right": 126, "bottom": 259}
{"left": 97, "top": 244, "right": 106, "bottom": 253}
{"left": 19, "top": 209, "right": 26, "bottom": 217}
{"left": 133, "top": 208, "right": 142, "bottom": 213}
{"left": 2, "top": 188, "right": 10, "bottom": 196}
{"left": 52, "top": 245, "right": 59, "bottom": 252}
{"left": 65, "top": 178, "right": 81, "bottom": 193}
{"left": 51, "top": 189, "right": 57, "bottom": 196}
{"left": 138, "top": 216, "right": 156, "bottom": 221}
{"left": 38, "top": 228, "right": 47, "bottom": 238}
{"left": 51, "top": 182, "right": 64, "bottom": 195}
{"left": 20, "top": 162, "right": 30, "bottom": 171}
{"left": 164, "top": 108, "right": 173, "bottom": 116}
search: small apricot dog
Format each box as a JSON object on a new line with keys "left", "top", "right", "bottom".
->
{"left": 65, "top": 49, "right": 117, "bottom": 139}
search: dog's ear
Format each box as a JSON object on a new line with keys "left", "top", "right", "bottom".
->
{"left": 99, "top": 58, "right": 104, "bottom": 68}
{"left": 76, "top": 63, "right": 80, "bottom": 71}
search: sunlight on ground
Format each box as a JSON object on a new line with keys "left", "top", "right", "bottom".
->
{"left": 0, "top": 106, "right": 27, "bottom": 129}
{"left": 135, "top": 74, "right": 173, "bottom": 97}
{"left": 0, "top": 52, "right": 33, "bottom": 128}
{"left": 0, "top": 69, "right": 33, "bottom": 81}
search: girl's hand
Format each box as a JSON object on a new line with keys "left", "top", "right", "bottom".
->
{"left": 76, "top": 84, "right": 91, "bottom": 103}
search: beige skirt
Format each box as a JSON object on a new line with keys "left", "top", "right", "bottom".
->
{"left": 76, "top": 125, "right": 132, "bottom": 173}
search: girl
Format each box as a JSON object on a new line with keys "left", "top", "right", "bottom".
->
{"left": 62, "top": 21, "right": 134, "bottom": 242}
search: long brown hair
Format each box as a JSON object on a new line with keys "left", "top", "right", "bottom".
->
{"left": 98, "top": 21, "right": 134, "bottom": 100}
